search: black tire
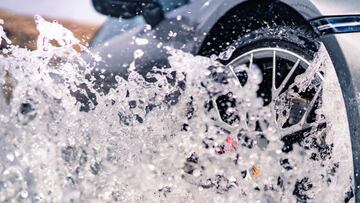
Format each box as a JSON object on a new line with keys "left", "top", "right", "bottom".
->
{"left": 222, "top": 26, "right": 320, "bottom": 64}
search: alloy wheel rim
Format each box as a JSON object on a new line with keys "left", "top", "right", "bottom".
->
{"left": 215, "top": 47, "right": 326, "bottom": 137}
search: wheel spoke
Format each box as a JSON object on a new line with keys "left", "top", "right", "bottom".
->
{"left": 273, "top": 59, "right": 301, "bottom": 97}
{"left": 249, "top": 53, "right": 254, "bottom": 70}
{"left": 300, "top": 86, "right": 322, "bottom": 125}
{"left": 280, "top": 119, "right": 326, "bottom": 136}
{"left": 228, "top": 65, "right": 241, "bottom": 86}
{"left": 272, "top": 51, "right": 277, "bottom": 90}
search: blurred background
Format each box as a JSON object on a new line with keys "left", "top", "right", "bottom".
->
{"left": 0, "top": 0, "right": 105, "bottom": 49}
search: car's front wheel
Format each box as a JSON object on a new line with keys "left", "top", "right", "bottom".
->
{"left": 211, "top": 25, "right": 354, "bottom": 201}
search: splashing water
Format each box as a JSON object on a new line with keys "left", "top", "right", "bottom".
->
{"left": 0, "top": 19, "right": 11, "bottom": 45}
{"left": 0, "top": 16, "right": 354, "bottom": 202}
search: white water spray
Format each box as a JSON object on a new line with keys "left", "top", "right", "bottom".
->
{"left": 0, "top": 16, "right": 354, "bottom": 203}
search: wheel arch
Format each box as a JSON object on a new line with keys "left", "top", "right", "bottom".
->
{"left": 196, "top": 0, "right": 321, "bottom": 56}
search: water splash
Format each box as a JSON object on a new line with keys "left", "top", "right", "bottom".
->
{"left": 0, "top": 16, "right": 354, "bottom": 202}
{"left": 0, "top": 18, "right": 11, "bottom": 45}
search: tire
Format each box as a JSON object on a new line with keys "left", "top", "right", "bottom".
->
{"left": 224, "top": 26, "right": 320, "bottom": 64}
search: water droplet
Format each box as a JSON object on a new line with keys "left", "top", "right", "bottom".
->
{"left": 135, "top": 38, "right": 149, "bottom": 45}
{"left": 148, "top": 164, "right": 155, "bottom": 171}
{"left": 134, "top": 49, "right": 144, "bottom": 59}
{"left": 168, "top": 31, "right": 177, "bottom": 37}
{"left": 218, "top": 46, "right": 236, "bottom": 61}
{"left": 20, "top": 190, "right": 28, "bottom": 198}
{"left": 6, "top": 153, "right": 14, "bottom": 162}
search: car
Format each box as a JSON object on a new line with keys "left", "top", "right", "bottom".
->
{"left": 90, "top": 0, "right": 360, "bottom": 201}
